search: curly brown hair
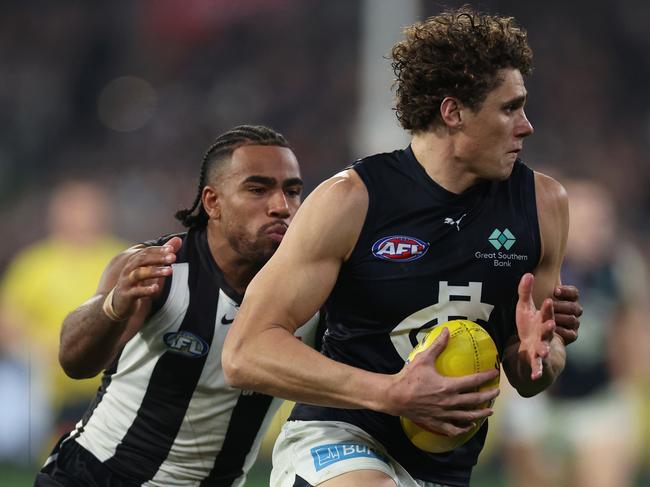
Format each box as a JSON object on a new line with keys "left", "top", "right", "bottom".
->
{"left": 391, "top": 6, "right": 533, "bottom": 133}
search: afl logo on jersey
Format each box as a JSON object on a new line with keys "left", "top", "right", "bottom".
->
{"left": 371, "top": 235, "right": 429, "bottom": 262}
{"left": 163, "top": 331, "right": 209, "bottom": 358}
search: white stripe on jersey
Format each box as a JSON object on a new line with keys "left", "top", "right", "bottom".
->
{"left": 76, "top": 263, "right": 190, "bottom": 461}
{"left": 148, "top": 289, "right": 240, "bottom": 485}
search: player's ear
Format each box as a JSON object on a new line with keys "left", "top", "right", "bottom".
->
{"left": 202, "top": 185, "right": 221, "bottom": 220}
{"left": 440, "top": 97, "right": 463, "bottom": 129}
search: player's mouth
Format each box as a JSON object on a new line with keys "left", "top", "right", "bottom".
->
{"left": 264, "top": 223, "right": 288, "bottom": 242}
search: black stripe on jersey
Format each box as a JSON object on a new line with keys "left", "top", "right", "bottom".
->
{"left": 196, "top": 228, "right": 244, "bottom": 305}
{"left": 104, "top": 229, "right": 219, "bottom": 482}
{"left": 292, "top": 475, "right": 314, "bottom": 487}
{"left": 75, "top": 352, "right": 122, "bottom": 439}
{"left": 200, "top": 392, "right": 274, "bottom": 486}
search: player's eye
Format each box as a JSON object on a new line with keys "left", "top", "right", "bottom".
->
{"left": 285, "top": 187, "right": 302, "bottom": 198}
{"left": 248, "top": 186, "right": 267, "bottom": 195}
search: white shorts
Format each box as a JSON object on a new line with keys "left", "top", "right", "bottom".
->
{"left": 271, "top": 420, "right": 452, "bottom": 487}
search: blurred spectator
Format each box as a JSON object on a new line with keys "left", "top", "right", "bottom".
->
{"left": 0, "top": 180, "right": 128, "bottom": 460}
{"left": 0, "top": 313, "right": 49, "bottom": 464}
{"left": 619, "top": 303, "right": 650, "bottom": 486}
{"left": 499, "top": 179, "right": 647, "bottom": 487}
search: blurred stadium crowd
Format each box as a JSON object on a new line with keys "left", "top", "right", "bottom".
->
{"left": 0, "top": 1, "right": 648, "bottom": 486}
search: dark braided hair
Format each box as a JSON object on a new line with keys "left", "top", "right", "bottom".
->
{"left": 175, "top": 125, "right": 291, "bottom": 229}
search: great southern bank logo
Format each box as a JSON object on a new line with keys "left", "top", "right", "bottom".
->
{"left": 476, "top": 228, "right": 528, "bottom": 268}
{"left": 488, "top": 228, "right": 516, "bottom": 250}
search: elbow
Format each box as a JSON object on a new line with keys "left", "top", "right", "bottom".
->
{"left": 58, "top": 348, "right": 99, "bottom": 380}
{"left": 515, "top": 386, "right": 541, "bottom": 398}
{"left": 221, "top": 341, "right": 250, "bottom": 389}
{"left": 59, "top": 358, "right": 86, "bottom": 380}
{"left": 512, "top": 370, "right": 557, "bottom": 398}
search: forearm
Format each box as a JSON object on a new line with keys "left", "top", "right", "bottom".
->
{"left": 503, "top": 333, "right": 566, "bottom": 397}
{"left": 223, "top": 326, "right": 396, "bottom": 414}
{"left": 59, "top": 294, "right": 128, "bottom": 379}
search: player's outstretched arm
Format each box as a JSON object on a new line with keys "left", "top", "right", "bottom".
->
{"left": 222, "top": 171, "right": 498, "bottom": 434}
{"left": 503, "top": 173, "right": 569, "bottom": 396}
{"left": 59, "top": 237, "right": 182, "bottom": 379}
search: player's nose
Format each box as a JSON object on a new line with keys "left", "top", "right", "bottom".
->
{"left": 516, "top": 110, "right": 534, "bottom": 138}
{"left": 268, "top": 190, "right": 290, "bottom": 218}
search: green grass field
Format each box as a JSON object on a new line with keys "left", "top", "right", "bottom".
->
{"left": 5, "top": 459, "right": 648, "bottom": 486}
{"left": 0, "top": 461, "right": 529, "bottom": 487}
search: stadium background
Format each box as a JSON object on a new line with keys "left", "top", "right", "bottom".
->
{"left": 0, "top": 1, "right": 648, "bottom": 485}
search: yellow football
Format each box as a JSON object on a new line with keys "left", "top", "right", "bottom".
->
{"left": 400, "top": 319, "right": 500, "bottom": 453}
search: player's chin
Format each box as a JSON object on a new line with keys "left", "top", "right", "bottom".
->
{"left": 258, "top": 238, "right": 282, "bottom": 259}
{"left": 495, "top": 157, "right": 516, "bottom": 180}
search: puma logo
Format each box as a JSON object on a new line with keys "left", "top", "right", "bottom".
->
{"left": 444, "top": 213, "right": 467, "bottom": 231}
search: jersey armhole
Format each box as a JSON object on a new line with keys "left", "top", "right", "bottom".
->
{"left": 345, "top": 166, "right": 377, "bottom": 263}
{"left": 523, "top": 167, "right": 542, "bottom": 268}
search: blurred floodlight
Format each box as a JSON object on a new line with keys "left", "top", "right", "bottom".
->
{"left": 97, "top": 76, "right": 157, "bottom": 132}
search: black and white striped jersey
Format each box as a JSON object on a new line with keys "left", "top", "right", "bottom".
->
{"left": 47, "top": 228, "right": 320, "bottom": 486}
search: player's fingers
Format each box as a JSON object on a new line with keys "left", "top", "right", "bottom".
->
{"left": 451, "top": 388, "right": 500, "bottom": 408}
{"left": 127, "top": 265, "right": 172, "bottom": 284}
{"left": 554, "top": 311, "right": 580, "bottom": 329}
{"left": 139, "top": 276, "right": 166, "bottom": 289}
{"left": 123, "top": 280, "right": 161, "bottom": 298}
{"left": 137, "top": 283, "right": 160, "bottom": 296}
{"left": 517, "top": 273, "right": 535, "bottom": 308}
{"left": 535, "top": 337, "right": 551, "bottom": 358}
{"left": 554, "top": 284, "right": 579, "bottom": 302}
{"left": 540, "top": 298, "right": 555, "bottom": 324}
{"left": 554, "top": 327, "right": 578, "bottom": 346}
{"left": 552, "top": 300, "right": 583, "bottom": 320}
{"left": 125, "top": 246, "right": 177, "bottom": 271}
{"left": 118, "top": 278, "right": 158, "bottom": 296}
{"left": 421, "top": 327, "right": 450, "bottom": 361}
{"left": 166, "top": 236, "right": 183, "bottom": 253}
{"left": 553, "top": 301, "right": 583, "bottom": 324}
{"left": 451, "top": 368, "right": 500, "bottom": 392}
{"left": 530, "top": 352, "right": 543, "bottom": 380}
{"left": 539, "top": 317, "right": 556, "bottom": 343}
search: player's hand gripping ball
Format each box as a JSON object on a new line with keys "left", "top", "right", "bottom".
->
{"left": 400, "top": 320, "right": 500, "bottom": 453}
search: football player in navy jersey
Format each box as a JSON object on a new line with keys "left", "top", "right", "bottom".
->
{"left": 224, "top": 8, "right": 581, "bottom": 487}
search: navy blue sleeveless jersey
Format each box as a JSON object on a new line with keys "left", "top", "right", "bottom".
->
{"left": 290, "top": 146, "right": 541, "bottom": 486}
